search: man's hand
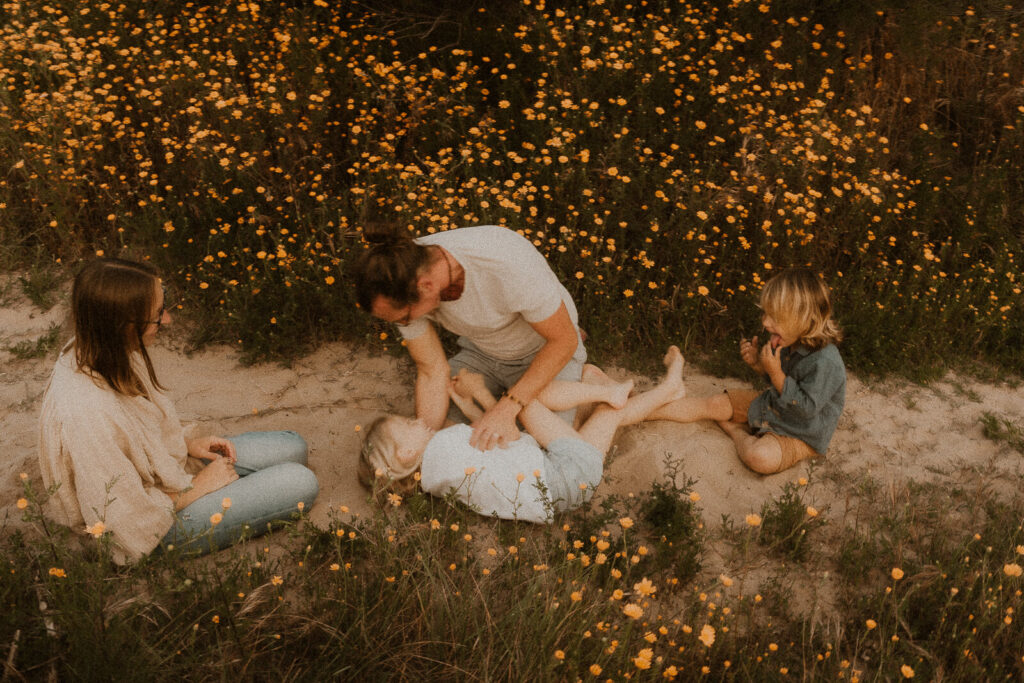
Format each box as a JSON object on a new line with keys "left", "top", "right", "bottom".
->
{"left": 468, "top": 399, "right": 522, "bottom": 451}
{"left": 186, "top": 435, "right": 237, "bottom": 463}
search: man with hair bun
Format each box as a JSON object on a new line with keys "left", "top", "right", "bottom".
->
{"left": 353, "top": 224, "right": 587, "bottom": 451}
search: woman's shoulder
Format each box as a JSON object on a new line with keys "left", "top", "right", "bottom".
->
{"left": 43, "top": 348, "right": 121, "bottom": 418}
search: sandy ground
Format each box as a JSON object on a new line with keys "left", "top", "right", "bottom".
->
{"left": 3, "top": 281, "right": 1024, "bottom": 560}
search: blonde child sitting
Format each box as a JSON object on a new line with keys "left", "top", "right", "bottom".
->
{"left": 651, "top": 268, "right": 846, "bottom": 474}
{"left": 358, "top": 348, "right": 686, "bottom": 523}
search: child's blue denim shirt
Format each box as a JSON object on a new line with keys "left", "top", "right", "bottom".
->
{"left": 747, "top": 343, "right": 846, "bottom": 454}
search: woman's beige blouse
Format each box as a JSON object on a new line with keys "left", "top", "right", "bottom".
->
{"left": 38, "top": 344, "right": 196, "bottom": 563}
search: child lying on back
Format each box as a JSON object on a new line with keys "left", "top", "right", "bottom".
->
{"left": 358, "top": 348, "right": 685, "bottom": 522}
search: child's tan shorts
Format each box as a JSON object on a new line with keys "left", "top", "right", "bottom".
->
{"left": 725, "top": 389, "right": 820, "bottom": 472}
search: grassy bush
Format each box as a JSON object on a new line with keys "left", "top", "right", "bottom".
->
{"left": 757, "top": 480, "right": 827, "bottom": 563}
{"left": 7, "top": 463, "right": 1024, "bottom": 679}
{"left": 0, "top": 0, "right": 1020, "bottom": 375}
{"left": 981, "top": 411, "right": 1024, "bottom": 454}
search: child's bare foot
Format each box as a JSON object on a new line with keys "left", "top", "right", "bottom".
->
{"left": 663, "top": 345, "right": 685, "bottom": 370}
{"left": 582, "top": 363, "right": 615, "bottom": 386}
{"left": 581, "top": 364, "right": 632, "bottom": 408}
{"left": 607, "top": 379, "right": 634, "bottom": 409}
{"left": 661, "top": 345, "right": 686, "bottom": 401}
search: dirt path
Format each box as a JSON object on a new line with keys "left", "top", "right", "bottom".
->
{"left": 4, "top": 283, "right": 1023, "bottom": 553}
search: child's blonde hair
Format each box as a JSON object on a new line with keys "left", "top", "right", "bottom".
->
{"left": 760, "top": 268, "right": 842, "bottom": 350}
{"left": 357, "top": 415, "right": 421, "bottom": 502}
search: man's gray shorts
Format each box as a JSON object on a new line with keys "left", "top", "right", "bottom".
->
{"left": 447, "top": 336, "right": 587, "bottom": 425}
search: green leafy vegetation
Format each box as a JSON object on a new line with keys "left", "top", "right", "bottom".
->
{"left": 981, "top": 411, "right": 1024, "bottom": 454}
{"left": 8, "top": 464, "right": 1024, "bottom": 679}
{"left": 0, "top": 0, "right": 1019, "bottom": 375}
{"left": 5, "top": 324, "right": 61, "bottom": 360}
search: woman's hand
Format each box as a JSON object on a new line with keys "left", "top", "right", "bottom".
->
{"left": 172, "top": 457, "right": 238, "bottom": 511}
{"left": 194, "top": 457, "right": 238, "bottom": 492}
{"left": 187, "top": 435, "right": 237, "bottom": 463}
{"left": 740, "top": 336, "right": 764, "bottom": 373}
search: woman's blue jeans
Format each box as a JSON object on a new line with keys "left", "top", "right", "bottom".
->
{"left": 160, "top": 430, "right": 319, "bottom": 555}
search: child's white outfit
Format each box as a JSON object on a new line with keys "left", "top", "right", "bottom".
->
{"left": 419, "top": 424, "right": 602, "bottom": 523}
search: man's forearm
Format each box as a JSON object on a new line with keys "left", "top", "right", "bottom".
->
{"left": 416, "top": 369, "right": 450, "bottom": 429}
{"left": 506, "top": 334, "right": 577, "bottom": 406}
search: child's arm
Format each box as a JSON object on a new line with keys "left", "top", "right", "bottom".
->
{"left": 448, "top": 382, "right": 485, "bottom": 422}
{"left": 469, "top": 384, "right": 498, "bottom": 412}
{"left": 762, "top": 348, "right": 845, "bottom": 422}
{"left": 451, "top": 370, "right": 499, "bottom": 412}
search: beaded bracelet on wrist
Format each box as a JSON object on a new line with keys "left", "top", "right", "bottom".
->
{"left": 503, "top": 390, "right": 527, "bottom": 412}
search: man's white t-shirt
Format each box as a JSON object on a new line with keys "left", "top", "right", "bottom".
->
{"left": 397, "top": 225, "right": 581, "bottom": 361}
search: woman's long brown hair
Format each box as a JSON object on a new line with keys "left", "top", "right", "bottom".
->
{"left": 72, "top": 258, "right": 164, "bottom": 398}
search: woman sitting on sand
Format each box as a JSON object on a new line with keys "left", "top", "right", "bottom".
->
{"left": 358, "top": 348, "right": 685, "bottom": 523}
{"left": 38, "top": 258, "right": 319, "bottom": 564}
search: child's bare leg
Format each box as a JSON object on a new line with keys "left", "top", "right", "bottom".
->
{"left": 455, "top": 367, "right": 631, "bottom": 419}
{"left": 581, "top": 363, "right": 617, "bottom": 386}
{"left": 522, "top": 347, "right": 684, "bottom": 453}
{"left": 642, "top": 346, "right": 743, "bottom": 423}
{"left": 518, "top": 400, "right": 583, "bottom": 449}
{"left": 536, "top": 376, "right": 633, "bottom": 411}
{"left": 573, "top": 364, "right": 613, "bottom": 428}
{"left": 648, "top": 393, "right": 732, "bottom": 423}
{"left": 716, "top": 421, "right": 783, "bottom": 474}
{"left": 576, "top": 346, "right": 686, "bottom": 454}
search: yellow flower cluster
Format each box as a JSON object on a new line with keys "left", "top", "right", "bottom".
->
{"left": 0, "top": 0, "right": 1020, "bottom": 364}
